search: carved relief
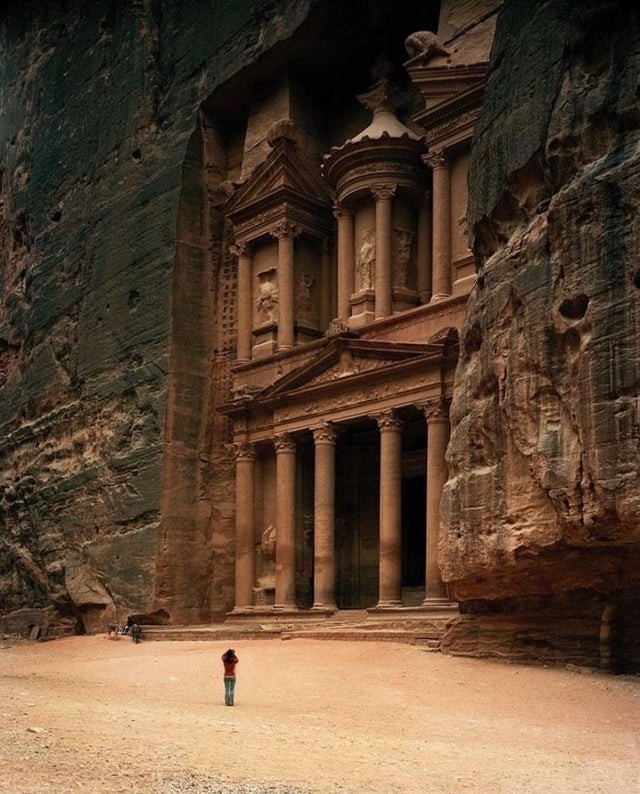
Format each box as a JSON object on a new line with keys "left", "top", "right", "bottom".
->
{"left": 393, "top": 228, "right": 414, "bottom": 288}
{"left": 255, "top": 269, "right": 279, "bottom": 324}
{"left": 295, "top": 272, "right": 316, "bottom": 323}
{"left": 356, "top": 229, "right": 376, "bottom": 290}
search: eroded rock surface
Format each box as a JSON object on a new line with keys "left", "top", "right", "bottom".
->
{"left": 441, "top": 0, "right": 640, "bottom": 669}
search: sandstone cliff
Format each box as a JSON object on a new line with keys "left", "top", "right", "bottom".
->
{"left": 441, "top": 0, "right": 640, "bottom": 669}
{"left": 0, "top": 0, "right": 321, "bottom": 636}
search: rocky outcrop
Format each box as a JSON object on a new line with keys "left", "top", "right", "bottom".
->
{"left": 441, "top": 0, "right": 640, "bottom": 670}
{"left": 0, "top": 0, "right": 321, "bottom": 635}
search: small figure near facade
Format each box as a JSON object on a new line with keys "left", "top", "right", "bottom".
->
{"left": 222, "top": 648, "right": 239, "bottom": 706}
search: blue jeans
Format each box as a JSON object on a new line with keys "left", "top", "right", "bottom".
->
{"left": 224, "top": 676, "right": 236, "bottom": 705}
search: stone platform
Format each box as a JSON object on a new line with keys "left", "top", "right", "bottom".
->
{"left": 141, "top": 606, "right": 458, "bottom": 651}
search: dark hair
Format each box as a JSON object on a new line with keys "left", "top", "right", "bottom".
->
{"left": 223, "top": 648, "right": 236, "bottom": 662}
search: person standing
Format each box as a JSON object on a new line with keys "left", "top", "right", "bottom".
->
{"left": 222, "top": 648, "right": 239, "bottom": 706}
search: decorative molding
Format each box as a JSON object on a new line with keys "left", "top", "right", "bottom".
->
{"left": 270, "top": 221, "right": 303, "bottom": 240}
{"left": 371, "top": 184, "right": 397, "bottom": 202}
{"left": 233, "top": 442, "right": 257, "bottom": 461}
{"left": 421, "top": 396, "right": 450, "bottom": 422}
{"left": 375, "top": 409, "right": 402, "bottom": 433}
{"left": 312, "top": 422, "right": 337, "bottom": 445}
{"left": 274, "top": 433, "right": 297, "bottom": 453}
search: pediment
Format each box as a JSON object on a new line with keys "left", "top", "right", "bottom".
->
{"left": 407, "top": 62, "right": 488, "bottom": 116}
{"left": 259, "top": 335, "right": 444, "bottom": 406}
{"left": 227, "top": 138, "right": 333, "bottom": 223}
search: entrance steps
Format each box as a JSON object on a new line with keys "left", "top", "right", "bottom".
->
{"left": 142, "top": 606, "right": 457, "bottom": 650}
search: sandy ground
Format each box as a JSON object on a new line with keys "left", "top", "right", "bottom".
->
{"left": 0, "top": 636, "right": 638, "bottom": 794}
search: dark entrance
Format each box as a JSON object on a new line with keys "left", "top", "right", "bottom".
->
{"left": 401, "top": 475, "right": 426, "bottom": 604}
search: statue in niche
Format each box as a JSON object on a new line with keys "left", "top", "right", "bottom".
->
{"left": 255, "top": 269, "right": 279, "bottom": 324}
{"left": 356, "top": 229, "right": 376, "bottom": 290}
{"left": 254, "top": 524, "right": 276, "bottom": 605}
{"left": 295, "top": 272, "right": 315, "bottom": 323}
{"left": 393, "top": 228, "right": 414, "bottom": 288}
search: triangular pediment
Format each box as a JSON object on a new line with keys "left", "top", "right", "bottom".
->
{"left": 259, "top": 335, "right": 445, "bottom": 406}
{"left": 406, "top": 62, "right": 487, "bottom": 115}
{"left": 227, "top": 137, "right": 333, "bottom": 222}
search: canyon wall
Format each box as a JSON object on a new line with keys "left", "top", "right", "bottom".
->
{"left": 0, "top": 0, "right": 321, "bottom": 635}
{"left": 441, "top": 0, "right": 640, "bottom": 669}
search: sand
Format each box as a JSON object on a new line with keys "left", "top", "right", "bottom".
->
{"left": 1, "top": 635, "right": 638, "bottom": 793}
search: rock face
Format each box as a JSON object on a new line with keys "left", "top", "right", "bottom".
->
{"left": 441, "top": 0, "right": 640, "bottom": 670}
{"left": 0, "top": 0, "right": 322, "bottom": 636}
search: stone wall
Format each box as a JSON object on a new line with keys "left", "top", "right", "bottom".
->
{"left": 441, "top": 0, "right": 640, "bottom": 670}
{"left": 0, "top": 0, "right": 321, "bottom": 635}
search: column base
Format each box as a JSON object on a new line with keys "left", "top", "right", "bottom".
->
{"left": 311, "top": 603, "right": 337, "bottom": 614}
{"left": 273, "top": 603, "right": 299, "bottom": 611}
{"left": 228, "top": 606, "right": 255, "bottom": 616}
{"left": 429, "top": 293, "right": 452, "bottom": 302}
{"left": 421, "top": 596, "right": 454, "bottom": 608}
{"left": 370, "top": 599, "right": 403, "bottom": 611}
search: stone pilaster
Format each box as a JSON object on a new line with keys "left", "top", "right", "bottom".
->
{"left": 270, "top": 222, "right": 301, "bottom": 350}
{"left": 274, "top": 432, "right": 297, "bottom": 608}
{"left": 422, "top": 397, "right": 450, "bottom": 603}
{"left": 372, "top": 185, "right": 396, "bottom": 319}
{"left": 232, "top": 442, "right": 257, "bottom": 610}
{"left": 230, "top": 241, "right": 253, "bottom": 363}
{"left": 416, "top": 192, "right": 433, "bottom": 304}
{"left": 376, "top": 409, "right": 403, "bottom": 607}
{"left": 312, "top": 423, "right": 337, "bottom": 610}
{"left": 425, "top": 151, "right": 451, "bottom": 300}
{"left": 335, "top": 204, "right": 355, "bottom": 323}
{"left": 320, "top": 238, "right": 333, "bottom": 331}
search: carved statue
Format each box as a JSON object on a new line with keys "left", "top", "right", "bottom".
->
{"left": 255, "top": 269, "right": 279, "bottom": 324}
{"left": 261, "top": 524, "right": 276, "bottom": 561}
{"left": 356, "top": 229, "right": 376, "bottom": 290}
{"left": 296, "top": 272, "right": 315, "bottom": 323}
{"left": 393, "top": 228, "right": 414, "bottom": 288}
{"left": 404, "top": 31, "right": 449, "bottom": 60}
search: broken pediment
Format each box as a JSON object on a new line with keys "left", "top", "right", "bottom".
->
{"left": 226, "top": 132, "right": 334, "bottom": 240}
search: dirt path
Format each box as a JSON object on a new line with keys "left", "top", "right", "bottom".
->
{"left": 1, "top": 636, "right": 638, "bottom": 793}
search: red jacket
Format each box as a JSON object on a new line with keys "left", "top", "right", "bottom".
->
{"left": 222, "top": 654, "right": 238, "bottom": 676}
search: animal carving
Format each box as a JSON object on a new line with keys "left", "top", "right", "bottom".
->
{"left": 404, "top": 31, "right": 449, "bottom": 60}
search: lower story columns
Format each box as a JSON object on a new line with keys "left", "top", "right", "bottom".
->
{"left": 376, "top": 410, "right": 403, "bottom": 607}
{"left": 312, "top": 423, "right": 337, "bottom": 610}
{"left": 423, "top": 398, "right": 450, "bottom": 603}
{"left": 233, "top": 442, "right": 256, "bottom": 610}
{"left": 274, "top": 433, "right": 297, "bottom": 609}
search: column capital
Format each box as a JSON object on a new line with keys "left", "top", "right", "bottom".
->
{"left": 375, "top": 409, "right": 402, "bottom": 433}
{"left": 312, "top": 422, "right": 338, "bottom": 445}
{"left": 232, "top": 441, "right": 257, "bottom": 461}
{"left": 333, "top": 202, "right": 355, "bottom": 220}
{"left": 424, "top": 149, "right": 450, "bottom": 170}
{"left": 229, "top": 240, "right": 252, "bottom": 258}
{"left": 274, "top": 433, "right": 297, "bottom": 453}
{"left": 371, "top": 184, "right": 397, "bottom": 202}
{"left": 270, "top": 221, "right": 302, "bottom": 240}
{"left": 421, "top": 396, "right": 451, "bottom": 422}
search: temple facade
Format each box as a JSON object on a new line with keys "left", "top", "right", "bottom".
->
{"left": 204, "top": 10, "right": 497, "bottom": 617}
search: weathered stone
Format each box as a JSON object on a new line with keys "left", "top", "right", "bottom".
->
{"left": 441, "top": 0, "right": 640, "bottom": 669}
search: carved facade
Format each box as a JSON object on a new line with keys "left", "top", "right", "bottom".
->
{"left": 203, "top": 8, "right": 495, "bottom": 616}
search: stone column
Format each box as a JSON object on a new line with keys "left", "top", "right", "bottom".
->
{"left": 372, "top": 185, "right": 396, "bottom": 319}
{"left": 233, "top": 442, "right": 257, "bottom": 609}
{"left": 376, "top": 410, "right": 403, "bottom": 607}
{"left": 416, "top": 192, "right": 432, "bottom": 304}
{"left": 312, "top": 423, "right": 337, "bottom": 610}
{"left": 271, "top": 222, "right": 300, "bottom": 350}
{"left": 422, "top": 397, "right": 450, "bottom": 603}
{"left": 274, "top": 433, "right": 297, "bottom": 609}
{"left": 335, "top": 205, "right": 355, "bottom": 323}
{"left": 230, "top": 241, "right": 253, "bottom": 363}
{"left": 320, "top": 238, "right": 333, "bottom": 331}
{"left": 426, "top": 151, "right": 451, "bottom": 300}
